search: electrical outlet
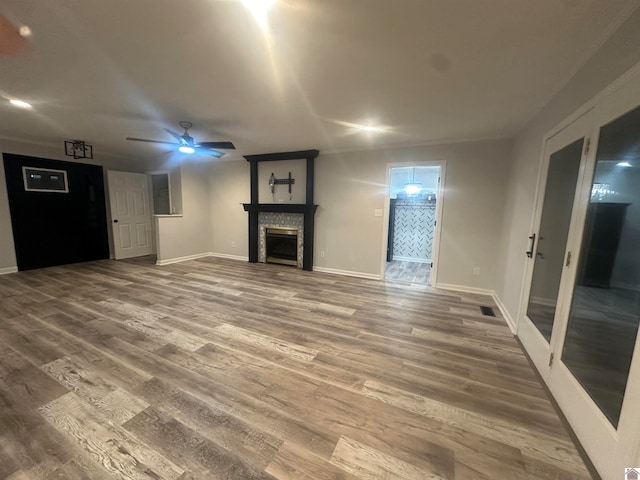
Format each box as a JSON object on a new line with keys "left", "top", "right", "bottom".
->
{"left": 473, "top": 267, "right": 480, "bottom": 276}
{"left": 231, "top": 241, "right": 236, "bottom": 248}
{"left": 374, "top": 208, "right": 383, "bottom": 217}
{"left": 320, "top": 251, "right": 325, "bottom": 258}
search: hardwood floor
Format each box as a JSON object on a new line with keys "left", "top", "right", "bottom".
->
{"left": 0, "top": 256, "right": 593, "bottom": 479}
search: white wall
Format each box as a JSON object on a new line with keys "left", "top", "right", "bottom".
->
{"left": 207, "top": 139, "right": 511, "bottom": 289}
{"left": 155, "top": 161, "right": 212, "bottom": 263}
{"left": 257, "top": 160, "right": 306, "bottom": 204}
{"left": 208, "top": 159, "right": 250, "bottom": 259}
{"left": 496, "top": 7, "right": 640, "bottom": 323}
{"left": 0, "top": 156, "right": 17, "bottom": 273}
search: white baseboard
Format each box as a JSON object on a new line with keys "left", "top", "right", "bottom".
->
{"left": 392, "top": 256, "right": 431, "bottom": 264}
{"left": 156, "top": 252, "right": 213, "bottom": 266}
{"left": 435, "top": 283, "right": 517, "bottom": 335}
{"left": 0, "top": 266, "right": 18, "bottom": 275}
{"left": 313, "top": 266, "right": 380, "bottom": 280}
{"left": 492, "top": 292, "right": 517, "bottom": 334}
{"left": 209, "top": 252, "right": 249, "bottom": 262}
{"left": 434, "top": 283, "right": 494, "bottom": 296}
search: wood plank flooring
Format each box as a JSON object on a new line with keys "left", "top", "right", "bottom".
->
{"left": 0, "top": 256, "right": 593, "bottom": 479}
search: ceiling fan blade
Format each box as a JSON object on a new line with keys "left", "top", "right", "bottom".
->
{"left": 196, "top": 141, "right": 236, "bottom": 150}
{"left": 195, "top": 147, "right": 225, "bottom": 158}
{"left": 126, "top": 137, "right": 178, "bottom": 146}
{"left": 164, "top": 128, "right": 186, "bottom": 143}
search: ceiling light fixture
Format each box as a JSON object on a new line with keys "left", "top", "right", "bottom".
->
{"left": 10, "top": 99, "right": 31, "bottom": 109}
{"left": 330, "top": 119, "right": 389, "bottom": 134}
{"left": 616, "top": 161, "right": 632, "bottom": 167}
{"left": 241, "top": 0, "right": 276, "bottom": 27}
{"left": 404, "top": 167, "right": 422, "bottom": 196}
{"left": 356, "top": 124, "right": 384, "bottom": 133}
{"left": 178, "top": 145, "right": 195, "bottom": 154}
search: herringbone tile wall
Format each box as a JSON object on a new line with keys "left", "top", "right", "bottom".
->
{"left": 392, "top": 201, "right": 436, "bottom": 261}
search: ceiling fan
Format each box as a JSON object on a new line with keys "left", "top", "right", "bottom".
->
{"left": 126, "top": 121, "right": 235, "bottom": 158}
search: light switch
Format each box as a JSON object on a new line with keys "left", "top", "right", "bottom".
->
{"left": 374, "top": 208, "right": 383, "bottom": 217}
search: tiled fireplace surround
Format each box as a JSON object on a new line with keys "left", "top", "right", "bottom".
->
{"left": 258, "top": 212, "right": 304, "bottom": 268}
{"left": 242, "top": 150, "right": 319, "bottom": 271}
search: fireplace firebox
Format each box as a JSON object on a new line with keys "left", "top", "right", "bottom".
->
{"left": 265, "top": 227, "right": 298, "bottom": 266}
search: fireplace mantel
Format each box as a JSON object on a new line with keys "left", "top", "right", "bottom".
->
{"left": 243, "top": 149, "right": 319, "bottom": 271}
{"left": 242, "top": 203, "right": 318, "bottom": 214}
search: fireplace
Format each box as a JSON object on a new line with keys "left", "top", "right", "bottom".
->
{"left": 265, "top": 227, "right": 298, "bottom": 266}
{"left": 242, "top": 149, "right": 319, "bottom": 271}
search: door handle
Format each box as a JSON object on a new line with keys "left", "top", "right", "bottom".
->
{"left": 113, "top": 219, "right": 118, "bottom": 223}
{"left": 526, "top": 233, "right": 536, "bottom": 258}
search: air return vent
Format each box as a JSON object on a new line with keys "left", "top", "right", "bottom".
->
{"left": 480, "top": 306, "right": 496, "bottom": 317}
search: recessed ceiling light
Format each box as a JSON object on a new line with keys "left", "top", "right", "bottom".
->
{"left": 329, "top": 119, "right": 390, "bottom": 134}
{"left": 355, "top": 124, "right": 385, "bottom": 133}
{"left": 241, "top": 0, "right": 276, "bottom": 27}
{"left": 616, "top": 161, "right": 632, "bottom": 167}
{"left": 19, "top": 25, "right": 32, "bottom": 38}
{"left": 10, "top": 99, "right": 32, "bottom": 109}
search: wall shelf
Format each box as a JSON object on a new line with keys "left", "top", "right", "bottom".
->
{"left": 242, "top": 203, "right": 318, "bottom": 214}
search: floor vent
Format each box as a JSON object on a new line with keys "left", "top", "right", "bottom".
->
{"left": 480, "top": 306, "right": 496, "bottom": 317}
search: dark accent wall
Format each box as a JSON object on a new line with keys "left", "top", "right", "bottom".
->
{"left": 3, "top": 153, "right": 109, "bottom": 271}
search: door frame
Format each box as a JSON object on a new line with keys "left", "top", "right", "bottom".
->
{"left": 147, "top": 170, "right": 173, "bottom": 215}
{"left": 517, "top": 108, "right": 594, "bottom": 379}
{"left": 517, "top": 60, "right": 640, "bottom": 479}
{"left": 549, "top": 64, "right": 640, "bottom": 480}
{"left": 380, "top": 160, "right": 446, "bottom": 285}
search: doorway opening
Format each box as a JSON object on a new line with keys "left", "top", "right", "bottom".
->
{"left": 384, "top": 165, "right": 442, "bottom": 285}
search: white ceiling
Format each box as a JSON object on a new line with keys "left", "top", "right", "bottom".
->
{"left": 1, "top": 0, "right": 638, "bottom": 163}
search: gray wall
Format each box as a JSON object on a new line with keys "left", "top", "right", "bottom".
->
{"left": 496, "top": 8, "right": 640, "bottom": 323}
{"left": 155, "top": 162, "right": 212, "bottom": 263}
{"left": 206, "top": 139, "right": 512, "bottom": 289}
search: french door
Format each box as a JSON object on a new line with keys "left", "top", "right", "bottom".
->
{"left": 520, "top": 69, "right": 640, "bottom": 479}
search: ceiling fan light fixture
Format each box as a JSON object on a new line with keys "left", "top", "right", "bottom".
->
{"left": 126, "top": 122, "right": 234, "bottom": 157}
{"left": 404, "top": 183, "right": 422, "bottom": 195}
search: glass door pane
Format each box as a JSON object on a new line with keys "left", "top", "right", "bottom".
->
{"left": 562, "top": 104, "right": 640, "bottom": 428}
{"left": 526, "top": 139, "right": 584, "bottom": 341}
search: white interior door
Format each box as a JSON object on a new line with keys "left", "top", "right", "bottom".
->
{"left": 518, "top": 109, "right": 593, "bottom": 377}
{"left": 547, "top": 71, "right": 640, "bottom": 480}
{"left": 107, "top": 171, "right": 154, "bottom": 259}
{"left": 520, "top": 66, "right": 640, "bottom": 479}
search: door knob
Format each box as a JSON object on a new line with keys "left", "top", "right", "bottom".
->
{"left": 113, "top": 219, "right": 118, "bottom": 223}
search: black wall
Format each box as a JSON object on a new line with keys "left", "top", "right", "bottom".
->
{"left": 3, "top": 153, "right": 109, "bottom": 271}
